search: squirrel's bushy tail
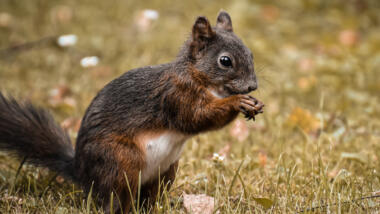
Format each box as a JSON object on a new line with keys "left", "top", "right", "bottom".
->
{"left": 0, "top": 92, "right": 75, "bottom": 180}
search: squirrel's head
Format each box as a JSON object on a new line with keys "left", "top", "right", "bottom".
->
{"left": 186, "top": 11, "right": 257, "bottom": 98}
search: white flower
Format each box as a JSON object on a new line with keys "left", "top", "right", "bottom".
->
{"left": 57, "top": 34, "right": 77, "bottom": 47}
{"left": 143, "top": 9, "right": 159, "bottom": 20}
{"left": 212, "top": 153, "right": 225, "bottom": 161}
{"left": 80, "top": 56, "right": 99, "bottom": 67}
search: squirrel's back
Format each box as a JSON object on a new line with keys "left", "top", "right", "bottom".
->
{"left": 77, "top": 63, "right": 173, "bottom": 140}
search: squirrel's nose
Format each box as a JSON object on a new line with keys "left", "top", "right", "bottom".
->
{"left": 248, "top": 83, "right": 258, "bottom": 92}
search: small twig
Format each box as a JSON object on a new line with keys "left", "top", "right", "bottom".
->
{"left": 14, "top": 156, "right": 27, "bottom": 180}
{"left": 297, "top": 194, "right": 380, "bottom": 213}
{"left": 0, "top": 35, "right": 57, "bottom": 59}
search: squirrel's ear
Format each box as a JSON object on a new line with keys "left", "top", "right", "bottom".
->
{"left": 216, "top": 10, "right": 233, "bottom": 32}
{"left": 190, "top": 16, "right": 215, "bottom": 58}
{"left": 192, "top": 16, "right": 215, "bottom": 41}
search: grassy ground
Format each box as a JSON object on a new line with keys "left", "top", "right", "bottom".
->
{"left": 0, "top": 0, "right": 380, "bottom": 213}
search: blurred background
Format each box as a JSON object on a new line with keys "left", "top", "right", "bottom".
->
{"left": 0, "top": 0, "right": 379, "bottom": 213}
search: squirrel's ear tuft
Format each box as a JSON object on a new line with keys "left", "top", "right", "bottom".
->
{"left": 190, "top": 16, "right": 215, "bottom": 59}
{"left": 216, "top": 10, "right": 233, "bottom": 32}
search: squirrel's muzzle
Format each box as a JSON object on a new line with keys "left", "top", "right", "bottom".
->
{"left": 247, "top": 82, "right": 258, "bottom": 92}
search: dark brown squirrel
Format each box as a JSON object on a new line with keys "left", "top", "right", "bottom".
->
{"left": 0, "top": 11, "right": 264, "bottom": 213}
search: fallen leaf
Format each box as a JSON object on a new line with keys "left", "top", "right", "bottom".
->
{"left": 297, "top": 76, "right": 317, "bottom": 91}
{"left": 260, "top": 5, "right": 279, "bottom": 22}
{"left": 183, "top": 193, "right": 215, "bottom": 214}
{"left": 339, "top": 29, "right": 359, "bottom": 47}
{"left": 297, "top": 58, "right": 315, "bottom": 72}
{"left": 56, "top": 175, "right": 65, "bottom": 184}
{"left": 229, "top": 119, "right": 249, "bottom": 142}
{"left": 258, "top": 151, "right": 267, "bottom": 167}
{"left": 287, "top": 107, "right": 320, "bottom": 133}
{"left": 51, "top": 5, "right": 73, "bottom": 23}
{"left": 253, "top": 197, "right": 274, "bottom": 210}
{"left": 328, "top": 168, "right": 339, "bottom": 178}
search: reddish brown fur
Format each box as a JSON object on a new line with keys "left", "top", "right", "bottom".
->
{"left": 106, "top": 131, "right": 180, "bottom": 212}
{"left": 73, "top": 13, "right": 263, "bottom": 213}
{"left": 139, "top": 161, "right": 179, "bottom": 210}
{"left": 160, "top": 65, "right": 244, "bottom": 134}
{"left": 101, "top": 134, "right": 145, "bottom": 213}
{"left": 0, "top": 12, "right": 264, "bottom": 214}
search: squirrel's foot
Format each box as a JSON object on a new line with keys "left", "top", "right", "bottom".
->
{"left": 238, "top": 95, "right": 264, "bottom": 121}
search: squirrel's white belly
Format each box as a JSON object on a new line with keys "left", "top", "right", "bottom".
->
{"left": 140, "top": 131, "right": 189, "bottom": 184}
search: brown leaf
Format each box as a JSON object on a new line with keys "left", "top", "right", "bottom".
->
{"left": 183, "top": 193, "right": 215, "bottom": 214}
{"left": 258, "top": 151, "right": 267, "bottom": 167}
{"left": 339, "top": 29, "right": 359, "bottom": 47}
{"left": 287, "top": 107, "right": 320, "bottom": 133}
{"left": 229, "top": 119, "right": 249, "bottom": 142}
{"left": 328, "top": 168, "right": 339, "bottom": 178}
{"left": 56, "top": 175, "right": 65, "bottom": 184}
{"left": 51, "top": 6, "right": 73, "bottom": 23}
{"left": 260, "top": 5, "right": 279, "bottom": 22}
{"left": 297, "top": 76, "right": 317, "bottom": 91}
{"left": 297, "top": 58, "right": 315, "bottom": 72}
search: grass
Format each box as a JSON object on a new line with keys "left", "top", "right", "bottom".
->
{"left": 0, "top": 0, "right": 380, "bottom": 213}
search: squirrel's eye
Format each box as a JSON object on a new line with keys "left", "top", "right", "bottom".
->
{"left": 219, "top": 56, "right": 232, "bottom": 67}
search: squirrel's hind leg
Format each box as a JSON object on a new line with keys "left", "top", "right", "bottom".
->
{"left": 77, "top": 137, "right": 145, "bottom": 214}
{"left": 139, "top": 160, "right": 179, "bottom": 211}
{"left": 109, "top": 142, "right": 145, "bottom": 214}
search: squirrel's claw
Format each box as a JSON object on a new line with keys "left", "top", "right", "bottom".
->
{"left": 239, "top": 96, "right": 264, "bottom": 121}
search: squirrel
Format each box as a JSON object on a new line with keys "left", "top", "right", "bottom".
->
{"left": 0, "top": 11, "right": 264, "bottom": 213}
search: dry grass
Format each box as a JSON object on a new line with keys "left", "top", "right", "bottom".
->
{"left": 0, "top": 0, "right": 379, "bottom": 213}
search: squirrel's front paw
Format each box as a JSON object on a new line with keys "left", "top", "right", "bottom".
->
{"left": 238, "top": 95, "right": 264, "bottom": 121}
